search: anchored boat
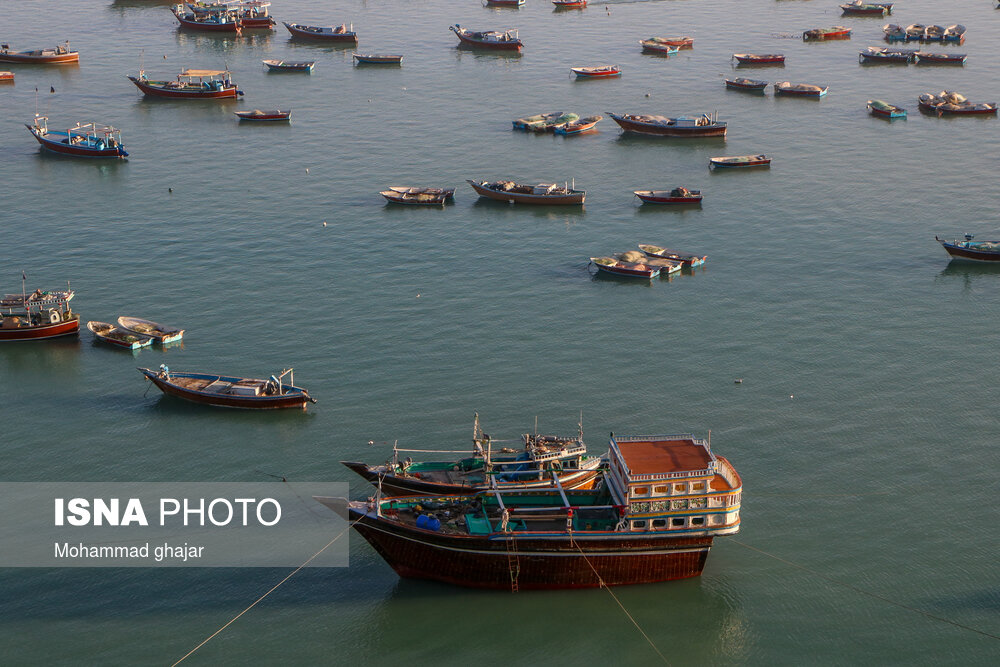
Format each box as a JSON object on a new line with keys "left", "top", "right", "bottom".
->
{"left": 117, "top": 316, "right": 184, "bottom": 344}
{"left": 867, "top": 100, "right": 906, "bottom": 119}
{"left": 139, "top": 366, "right": 316, "bottom": 409}
{"left": 128, "top": 68, "right": 243, "bottom": 99}
{"left": 0, "top": 284, "right": 78, "bottom": 342}
{"left": 634, "top": 187, "right": 703, "bottom": 204}
{"left": 450, "top": 24, "right": 522, "bottom": 50}
{"left": 725, "top": 77, "right": 769, "bottom": 92}
{"left": 0, "top": 41, "right": 78, "bottom": 64}
{"left": 263, "top": 59, "right": 315, "bottom": 72}
{"left": 638, "top": 244, "right": 707, "bottom": 267}
{"left": 608, "top": 111, "right": 726, "bottom": 137}
{"left": 936, "top": 235, "right": 1000, "bottom": 262}
{"left": 88, "top": 321, "right": 154, "bottom": 350}
{"left": 25, "top": 116, "right": 128, "bottom": 158}
{"left": 283, "top": 22, "right": 357, "bottom": 43}
{"left": 468, "top": 179, "right": 585, "bottom": 204}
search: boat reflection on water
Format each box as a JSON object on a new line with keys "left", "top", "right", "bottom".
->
{"left": 936, "top": 259, "right": 1000, "bottom": 291}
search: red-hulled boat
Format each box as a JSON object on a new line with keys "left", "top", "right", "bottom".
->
{"left": 283, "top": 22, "right": 358, "bottom": 43}
{"left": 319, "top": 432, "right": 742, "bottom": 590}
{"left": 914, "top": 51, "right": 967, "bottom": 65}
{"left": 139, "top": 366, "right": 317, "bottom": 410}
{"left": 234, "top": 109, "right": 290, "bottom": 121}
{"left": 127, "top": 69, "right": 243, "bottom": 99}
{"left": 552, "top": 0, "right": 587, "bottom": 7}
{"left": 0, "top": 41, "right": 78, "bottom": 64}
{"left": 171, "top": 4, "right": 242, "bottom": 33}
{"left": 732, "top": 53, "right": 784, "bottom": 65}
{"left": 725, "top": 77, "right": 769, "bottom": 91}
{"left": 840, "top": 1, "right": 892, "bottom": 16}
{"left": 607, "top": 111, "right": 726, "bottom": 137}
{"left": 0, "top": 285, "right": 79, "bottom": 342}
{"left": 590, "top": 257, "right": 660, "bottom": 279}
{"left": 634, "top": 187, "right": 703, "bottom": 204}
{"left": 935, "top": 235, "right": 1000, "bottom": 262}
{"left": 570, "top": 65, "right": 620, "bottom": 78}
{"left": 803, "top": 26, "right": 852, "bottom": 40}
{"left": 918, "top": 91, "right": 996, "bottom": 115}
{"left": 25, "top": 116, "right": 128, "bottom": 158}
{"left": 193, "top": 1, "right": 275, "bottom": 29}
{"left": 450, "top": 24, "right": 522, "bottom": 50}
{"left": 0, "top": 71, "right": 12, "bottom": 82}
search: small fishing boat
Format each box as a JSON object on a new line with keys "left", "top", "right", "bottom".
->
{"left": 234, "top": 109, "right": 291, "bottom": 121}
{"left": 623, "top": 254, "right": 682, "bottom": 275}
{"left": 450, "top": 24, "right": 522, "bottom": 50}
{"left": 935, "top": 235, "right": 1000, "bottom": 262}
{"left": 914, "top": 52, "right": 967, "bottom": 65}
{"left": 633, "top": 187, "right": 703, "bottom": 204}
{"left": 607, "top": 111, "right": 726, "bottom": 137}
{"left": 859, "top": 46, "right": 915, "bottom": 63}
{"left": 512, "top": 111, "right": 578, "bottom": 132}
{"left": 171, "top": 4, "right": 242, "bottom": 33}
{"left": 343, "top": 415, "right": 602, "bottom": 496}
{"left": 387, "top": 186, "right": 456, "bottom": 199}
{"left": 25, "top": 116, "right": 128, "bottom": 158}
{"left": 732, "top": 53, "right": 784, "bottom": 65}
{"left": 867, "top": 100, "right": 906, "bottom": 119}
{"left": 552, "top": 0, "right": 587, "bottom": 8}
{"left": 590, "top": 257, "right": 660, "bottom": 279}
{"left": 943, "top": 25, "right": 966, "bottom": 44}
{"left": 468, "top": 180, "right": 585, "bottom": 205}
{"left": 710, "top": 154, "right": 770, "bottom": 168}
{"left": 283, "top": 22, "right": 357, "bottom": 43}
{"left": 139, "top": 366, "right": 317, "bottom": 410}
{"left": 484, "top": 0, "right": 524, "bottom": 6}
{"left": 380, "top": 189, "right": 451, "bottom": 205}
{"left": 725, "top": 77, "right": 769, "bottom": 92}
{"left": 639, "top": 40, "right": 679, "bottom": 56}
{"left": 882, "top": 24, "right": 906, "bottom": 42}
{"left": 214, "top": 1, "right": 275, "bottom": 29}
{"left": 0, "top": 285, "right": 78, "bottom": 342}
{"left": 0, "top": 41, "right": 79, "bottom": 64}
{"left": 638, "top": 244, "right": 707, "bottom": 267}
{"left": 570, "top": 65, "right": 620, "bottom": 78}
{"left": 904, "top": 24, "right": 925, "bottom": 41}
{"left": 553, "top": 115, "right": 602, "bottom": 135}
{"left": 353, "top": 53, "right": 403, "bottom": 64}
{"left": 774, "top": 81, "right": 828, "bottom": 97}
{"left": 642, "top": 36, "right": 694, "bottom": 49}
{"left": 88, "top": 321, "right": 154, "bottom": 350}
{"left": 918, "top": 92, "right": 996, "bottom": 115}
{"left": 840, "top": 1, "right": 892, "bottom": 17}
{"left": 0, "top": 71, "right": 13, "bottom": 82}
{"left": 127, "top": 69, "right": 243, "bottom": 99}
{"left": 923, "top": 25, "right": 945, "bottom": 41}
{"left": 321, "top": 432, "right": 742, "bottom": 590}
{"left": 262, "top": 59, "right": 315, "bottom": 72}
{"left": 803, "top": 26, "right": 851, "bottom": 40}
{"left": 117, "top": 316, "right": 184, "bottom": 344}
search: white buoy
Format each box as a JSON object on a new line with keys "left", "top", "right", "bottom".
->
{"left": 734, "top": 379, "right": 743, "bottom": 384}
{"left": 322, "top": 221, "right": 327, "bottom": 227}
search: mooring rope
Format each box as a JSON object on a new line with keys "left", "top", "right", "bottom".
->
{"left": 731, "top": 538, "right": 1000, "bottom": 642}
{"left": 171, "top": 520, "right": 356, "bottom": 666}
{"left": 573, "top": 543, "right": 670, "bottom": 665}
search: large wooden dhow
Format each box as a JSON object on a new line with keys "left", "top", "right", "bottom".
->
{"left": 25, "top": 116, "right": 128, "bottom": 159}
{"left": 321, "top": 433, "right": 742, "bottom": 589}
{"left": 467, "top": 179, "right": 585, "bottom": 205}
{"left": 343, "top": 416, "right": 603, "bottom": 496}
{"left": 935, "top": 235, "right": 1000, "bottom": 262}
{"left": 0, "top": 287, "right": 79, "bottom": 342}
{"left": 127, "top": 69, "right": 243, "bottom": 99}
{"left": 607, "top": 111, "right": 727, "bottom": 137}
{"left": 138, "top": 366, "right": 316, "bottom": 409}
{"left": 0, "top": 41, "right": 79, "bottom": 64}
{"left": 171, "top": 3, "right": 242, "bottom": 33}
{"left": 449, "top": 24, "right": 522, "bottom": 50}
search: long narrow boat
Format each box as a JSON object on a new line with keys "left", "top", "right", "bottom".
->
{"left": 590, "top": 257, "right": 660, "bottom": 279}
{"left": 0, "top": 42, "right": 79, "bottom": 64}
{"left": 380, "top": 189, "right": 450, "bottom": 205}
{"left": 553, "top": 116, "right": 602, "bottom": 135}
{"left": 642, "top": 36, "right": 694, "bottom": 49}
{"left": 638, "top": 244, "right": 707, "bottom": 267}
{"left": 484, "top": 0, "right": 524, "bottom": 6}
{"left": 468, "top": 180, "right": 585, "bottom": 205}
{"left": 914, "top": 52, "right": 967, "bottom": 65}
{"left": 0, "top": 288, "right": 78, "bottom": 342}
{"left": 139, "top": 366, "right": 316, "bottom": 410}
{"left": 387, "top": 186, "right": 455, "bottom": 199}
{"left": 128, "top": 69, "right": 243, "bottom": 99}
{"left": 840, "top": 1, "right": 892, "bottom": 17}
{"left": 117, "top": 316, "right": 184, "bottom": 344}
{"left": 283, "top": 22, "right": 357, "bottom": 43}
{"left": 25, "top": 116, "right": 128, "bottom": 158}
{"left": 638, "top": 40, "right": 679, "bottom": 56}
{"left": 725, "top": 77, "right": 768, "bottom": 92}
{"left": 867, "top": 99, "right": 906, "bottom": 119}
{"left": 710, "top": 154, "right": 770, "bottom": 168}
{"left": 512, "top": 111, "right": 578, "bottom": 132}
{"left": 319, "top": 432, "right": 742, "bottom": 590}
{"left": 171, "top": 4, "right": 242, "bottom": 32}
{"left": 607, "top": 111, "right": 726, "bottom": 137}
{"left": 570, "top": 65, "right": 620, "bottom": 78}
{"left": 262, "top": 59, "right": 315, "bottom": 72}
{"left": 235, "top": 109, "right": 291, "bottom": 121}
{"left": 624, "top": 254, "right": 682, "bottom": 275}
{"left": 803, "top": 26, "right": 851, "bottom": 40}
{"left": 450, "top": 24, "right": 522, "bottom": 50}
{"left": 859, "top": 46, "right": 915, "bottom": 63}
{"left": 343, "top": 416, "right": 602, "bottom": 496}
{"left": 353, "top": 53, "right": 403, "bottom": 64}
{"left": 935, "top": 235, "right": 1000, "bottom": 262}
{"left": 774, "top": 81, "right": 828, "bottom": 97}
{"left": 634, "top": 188, "right": 702, "bottom": 204}
{"left": 943, "top": 25, "right": 966, "bottom": 44}
{"left": 552, "top": 0, "right": 587, "bottom": 8}
{"left": 732, "top": 53, "right": 784, "bottom": 65}
{"left": 88, "top": 321, "right": 154, "bottom": 350}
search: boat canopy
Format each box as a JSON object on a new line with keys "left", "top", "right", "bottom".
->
{"left": 179, "top": 69, "right": 229, "bottom": 77}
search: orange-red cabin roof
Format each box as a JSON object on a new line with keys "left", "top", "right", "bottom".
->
{"left": 615, "top": 437, "right": 714, "bottom": 475}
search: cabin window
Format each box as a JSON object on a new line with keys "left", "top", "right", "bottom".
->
{"left": 711, "top": 515, "right": 724, "bottom": 525}
{"left": 691, "top": 482, "right": 705, "bottom": 492}
{"left": 654, "top": 485, "right": 668, "bottom": 495}
{"left": 671, "top": 517, "right": 686, "bottom": 528}
{"left": 652, "top": 519, "right": 667, "bottom": 529}
{"left": 631, "top": 520, "right": 647, "bottom": 530}
{"left": 691, "top": 517, "right": 705, "bottom": 526}
{"left": 674, "top": 483, "right": 687, "bottom": 493}
{"left": 633, "top": 486, "right": 649, "bottom": 497}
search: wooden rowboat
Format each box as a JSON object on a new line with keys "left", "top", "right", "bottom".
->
{"left": 590, "top": 257, "right": 659, "bottom": 279}
{"left": 710, "top": 155, "right": 770, "bottom": 168}
{"left": 263, "top": 59, "right": 315, "bottom": 72}
{"left": 284, "top": 22, "right": 357, "bottom": 43}
{"left": 117, "top": 316, "right": 184, "bottom": 344}
{"left": 353, "top": 54, "right": 403, "bottom": 64}
{"left": 774, "top": 81, "right": 828, "bottom": 97}
{"left": 553, "top": 115, "right": 602, "bottom": 135}
{"left": 637, "top": 244, "right": 707, "bottom": 267}
{"left": 387, "top": 186, "right": 455, "bottom": 198}
{"left": 725, "top": 77, "right": 768, "bottom": 91}
{"left": 607, "top": 112, "right": 726, "bottom": 137}
{"left": 639, "top": 40, "right": 679, "bottom": 55}
{"left": 139, "top": 366, "right": 316, "bottom": 410}
{"left": 513, "top": 111, "right": 578, "bottom": 132}
{"left": 642, "top": 36, "right": 693, "bottom": 50}
{"left": 943, "top": 25, "right": 966, "bottom": 44}
{"left": 88, "top": 321, "right": 154, "bottom": 350}
{"left": 570, "top": 65, "right": 620, "bottom": 78}
{"left": 633, "top": 188, "right": 702, "bottom": 204}
{"left": 914, "top": 52, "right": 967, "bottom": 65}
{"left": 867, "top": 100, "right": 906, "bottom": 119}
{"left": 380, "top": 189, "right": 450, "bottom": 205}
{"left": 235, "top": 109, "right": 291, "bottom": 121}
{"left": 0, "top": 41, "right": 79, "bottom": 64}
{"left": 552, "top": 0, "right": 587, "bottom": 8}
{"left": 450, "top": 24, "right": 522, "bottom": 50}
{"left": 0, "top": 71, "right": 13, "bottom": 82}
{"left": 840, "top": 2, "right": 892, "bottom": 17}
{"left": 468, "top": 179, "right": 585, "bottom": 205}
{"left": 732, "top": 53, "right": 784, "bottom": 65}
{"left": 803, "top": 26, "right": 851, "bottom": 40}
{"left": 484, "top": 0, "right": 524, "bottom": 6}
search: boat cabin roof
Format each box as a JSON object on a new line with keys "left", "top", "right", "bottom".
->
{"left": 179, "top": 69, "right": 229, "bottom": 78}
{"left": 611, "top": 435, "right": 716, "bottom": 477}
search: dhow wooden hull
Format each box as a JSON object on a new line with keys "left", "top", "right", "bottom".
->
{"left": 0, "top": 317, "right": 79, "bottom": 341}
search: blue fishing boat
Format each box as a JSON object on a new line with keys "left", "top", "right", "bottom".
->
{"left": 867, "top": 100, "right": 906, "bottom": 119}
{"left": 25, "top": 116, "right": 128, "bottom": 158}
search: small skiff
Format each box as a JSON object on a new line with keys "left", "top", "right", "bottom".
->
{"left": 0, "top": 42, "right": 79, "bottom": 64}
{"left": 637, "top": 244, "right": 707, "bottom": 267}
{"left": 283, "top": 22, "right": 357, "bottom": 43}
{"left": 235, "top": 109, "right": 291, "bottom": 121}
{"left": 263, "top": 59, "right": 315, "bottom": 72}
{"left": 590, "top": 257, "right": 660, "bottom": 279}
{"left": 88, "top": 321, "right": 154, "bottom": 350}
{"left": 380, "top": 189, "right": 450, "bottom": 205}
{"left": 725, "top": 77, "right": 769, "bottom": 91}
{"left": 353, "top": 54, "right": 403, "bottom": 64}
{"left": 732, "top": 53, "right": 785, "bottom": 65}
{"left": 710, "top": 154, "right": 771, "bottom": 168}
{"left": 553, "top": 115, "right": 602, "bottom": 135}
{"left": 867, "top": 100, "right": 906, "bottom": 119}
{"left": 570, "top": 65, "right": 620, "bottom": 78}
{"left": 117, "top": 316, "right": 184, "bottom": 344}
{"left": 803, "top": 26, "right": 852, "bottom": 40}
{"left": 139, "top": 366, "right": 316, "bottom": 410}
{"left": 468, "top": 180, "right": 585, "bottom": 205}
{"left": 634, "top": 188, "right": 703, "bottom": 204}
{"left": 774, "top": 82, "right": 828, "bottom": 97}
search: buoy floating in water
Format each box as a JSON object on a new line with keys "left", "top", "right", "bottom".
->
{"left": 734, "top": 379, "right": 743, "bottom": 384}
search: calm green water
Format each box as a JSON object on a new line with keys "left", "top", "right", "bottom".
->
{"left": 2, "top": 0, "right": 999, "bottom": 664}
